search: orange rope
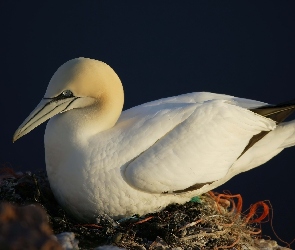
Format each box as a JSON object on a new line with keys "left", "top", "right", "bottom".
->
{"left": 209, "top": 192, "right": 295, "bottom": 248}
{"left": 267, "top": 200, "right": 291, "bottom": 248}
{"left": 209, "top": 191, "right": 242, "bottom": 215}
{"left": 134, "top": 216, "right": 154, "bottom": 225}
{"left": 244, "top": 201, "right": 269, "bottom": 224}
{"left": 246, "top": 228, "right": 262, "bottom": 235}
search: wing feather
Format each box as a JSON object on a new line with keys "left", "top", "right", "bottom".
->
{"left": 123, "top": 99, "right": 275, "bottom": 194}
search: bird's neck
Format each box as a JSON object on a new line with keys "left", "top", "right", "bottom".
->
{"left": 47, "top": 96, "right": 123, "bottom": 143}
{"left": 45, "top": 96, "right": 123, "bottom": 176}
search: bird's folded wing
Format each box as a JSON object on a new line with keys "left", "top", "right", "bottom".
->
{"left": 124, "top": 99, "right": 276, "bottom": 194}
{"left": 120, "top": 92, "right": 268, "bottom": 122}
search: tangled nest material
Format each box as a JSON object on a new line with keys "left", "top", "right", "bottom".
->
{"left": 0, "top": 167, "right": 291, "bottom": 249}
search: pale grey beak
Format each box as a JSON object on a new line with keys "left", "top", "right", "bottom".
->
{"left": 13, "top": 96, "right": 79, "bottom": 142}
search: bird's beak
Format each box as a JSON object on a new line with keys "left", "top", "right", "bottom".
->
{"left": 13, "top": 96, "right": 79, "bottom": 142}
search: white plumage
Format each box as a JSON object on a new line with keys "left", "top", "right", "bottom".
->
{"left": 14, "top": 58, "right": 295, "bottom": 222}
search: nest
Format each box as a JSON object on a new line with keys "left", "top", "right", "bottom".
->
{"left": 0, "top": 167, "right": 291, "bottom": 250}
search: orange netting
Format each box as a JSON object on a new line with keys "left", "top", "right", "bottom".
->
{"left": 208, "top": 191, "right": 269, "bottom": 224}
{"left": 208, "top": 190, "right": 294, "bottom": 248}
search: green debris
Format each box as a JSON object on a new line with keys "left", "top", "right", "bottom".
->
{"left": 190, "top": 196, "right": 201, "bottom": 203}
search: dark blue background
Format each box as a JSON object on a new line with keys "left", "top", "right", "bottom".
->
{"left": 1, "top": 1, "right": 295, "bottom": 245}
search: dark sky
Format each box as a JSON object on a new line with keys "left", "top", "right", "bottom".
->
{"left": 2, "top": 1, "right": 295, "bottom": 245}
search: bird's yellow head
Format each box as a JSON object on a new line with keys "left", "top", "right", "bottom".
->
{"left": 13, "top": 57, "right": 124, "bottom": 142}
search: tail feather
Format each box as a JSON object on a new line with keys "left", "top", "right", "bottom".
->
{"left": 251, "top": 99, "right": 295, "bottom": 123}
{"left": 240, "top": 99, "right": 295, "bottom": 156}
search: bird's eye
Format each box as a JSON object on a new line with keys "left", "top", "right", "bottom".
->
{"left": 62, "top": 90, "right": 73, "bottom": 97}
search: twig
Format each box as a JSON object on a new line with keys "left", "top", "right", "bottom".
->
{"left": 177, "top": 219, "right": 203, "bottom": 232}
{"left": 133, "top": 216, "right": 153, "bottom": 225}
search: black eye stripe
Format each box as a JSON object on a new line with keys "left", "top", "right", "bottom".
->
{"left": 43, "top": 90, "right": 74, "bottom": 101}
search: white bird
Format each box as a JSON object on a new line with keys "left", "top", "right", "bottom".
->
{"left": 13, "top": 58, "right": 295, "bottom": 222}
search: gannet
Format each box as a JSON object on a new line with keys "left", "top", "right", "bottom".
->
{"left": 13, "top": 58, "right": 295, "bottom": 222}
